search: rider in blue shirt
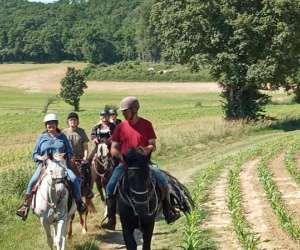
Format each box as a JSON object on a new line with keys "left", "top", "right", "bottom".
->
{"left": 16, "top": 113, "right": 87, "bottom": 220}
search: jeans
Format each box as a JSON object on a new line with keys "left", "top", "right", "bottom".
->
{"left": 106, "top": 163, "right": 168, "bottom": 196}
{"left": 26, "top": 165, "right": 82, "bottom": 201}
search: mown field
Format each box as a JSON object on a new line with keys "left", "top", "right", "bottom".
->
{"left": 2, "top": 64, "right": 300, "bottom": 249}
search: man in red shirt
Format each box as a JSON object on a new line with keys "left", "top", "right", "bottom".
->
{"left": 102, "top": 96, "right": 180, "bottom": 230}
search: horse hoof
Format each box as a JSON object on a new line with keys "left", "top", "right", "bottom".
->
{"left": 82, "top": 229, "right": 87, "bottom": 234}
{"left": 67, "top": 234, "right": 72, "bottom": 239}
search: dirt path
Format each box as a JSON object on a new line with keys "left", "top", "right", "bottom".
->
{"left": 240, "top": 159, "right": 298, "bottom": 249}
{"left": 68, "top": 133, "right": 291, "bottom": 250}
{"left": 269, "top": 153, "right": 300, "bottom": 222}
{"left": 0, "top": 63, "right": 220, "bottom": 93}
{"left": 202, "top": 170, "right": 242, "bottom": 250}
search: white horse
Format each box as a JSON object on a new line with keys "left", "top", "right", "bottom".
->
{"left": 31, "top": 153, "right": 76, "bottom": 250}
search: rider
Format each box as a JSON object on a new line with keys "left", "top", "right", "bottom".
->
{"left": 16, "top": 113, "right": 87, "bottom": 220}
{"left": 108, "top": 108, "right": 122, "bottom": 126}
{"left": 63, "top": 112, "right": 94, "bottom": 199}
{"left": 87, "top": 109, "right": 116, "bottom": 162}
{"left": 102, "top": 96, "right": 180, "bottom": 230}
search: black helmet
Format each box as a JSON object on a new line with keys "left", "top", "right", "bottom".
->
{"left": 67, "top": 112, "right": 79, "bottom": 120}
{"left": 108, "top": 109, "right": 116, "bottom": 115}
{"left": 99, "top": 110, "right": 109, "bottom": 116}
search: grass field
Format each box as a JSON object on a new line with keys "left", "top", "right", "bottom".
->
{"left": 2, "top": 64, "right": 300, "bottom": 249}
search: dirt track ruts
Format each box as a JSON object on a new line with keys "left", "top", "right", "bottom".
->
{"left": 268, "top": 153, "right": 300, "bottom": 224}
{"left": 240, "top": 159, "right": 298, "bottom": 250}
{"left": 202, "top": 170, "right": 242, "bottom": 250}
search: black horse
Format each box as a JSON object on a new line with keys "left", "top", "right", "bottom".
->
{"left": 117, "top": 148, "right": 194, "bottom": 250}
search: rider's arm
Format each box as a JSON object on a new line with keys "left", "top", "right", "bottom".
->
{"left": 61, "top": 134, "right": 73, "bottom": 161}
{"left": 142, "top": 138, "right": 156, "bottom": 156}
{"left": 91, "top": 125, "right": 99, "bottom": 144}
{"left": 83, "top": 142, "right": 88, "bottom": 160}
{"left": 111, "top": 141, "right": 122, "bottom": 159}
{"left": 32, "top": 134, "right": 44, "bottom": 162}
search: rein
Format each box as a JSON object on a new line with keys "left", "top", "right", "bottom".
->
{"left": 119, "top": 174, "right": 159, "bottom": 218}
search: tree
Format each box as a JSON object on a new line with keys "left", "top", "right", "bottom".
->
{"left": 60, "top": 67, "right": 87, "bottom": 111}
{"left": 151, "top": 0, "right": 300, "bottom": 120}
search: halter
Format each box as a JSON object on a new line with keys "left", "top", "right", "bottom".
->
{"left": 118, "top": 168, "right": 159, "bottom": 218}
{"left": 92, "top": 143, "right": 114, "bottom": 178}
{"left": 38, "top": 156, "right": 68, "bottom": 218}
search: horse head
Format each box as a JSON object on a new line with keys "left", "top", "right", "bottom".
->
{"left": 46, "top": 153, "right": 68, "bottom": 181}
{"left": 122, "top": 148, "right": 157, "bottom": 217}
{"left": 94, "top": 142, "right": 112, "bottom": 173}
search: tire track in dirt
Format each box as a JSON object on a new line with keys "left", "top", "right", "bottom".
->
{"left": 202, "top": 170, "right": 242, "bottom": 250}
{"left": 240, "top": 159, "right": 298, "bottom": 249}
{"left": 269, "top": 153, "right": 300, "bottom": 224}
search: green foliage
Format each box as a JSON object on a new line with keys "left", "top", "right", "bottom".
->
{"left": 42, "top": 95, "right": 60, "bottom": 113}
{"left": 60, "top": 67, "right": 87, "bottom": 111}
{"left": 258, "top": 138, "right": 300, "bottom": 241}
{"left": 151, "top": 0, "right": 300, "bottom": 120}
{"left": 227, "top": 148, "right": 262, "bottom": 249}
{"left": 0, "top": 0, "right": 157, "bottom": 63}
{"left": 85, "top": 61, "right": 212, "bottom": 82}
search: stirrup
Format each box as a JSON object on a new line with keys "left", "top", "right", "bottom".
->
{"left": 16, "top": 205, "right": 30, "bottom": 221}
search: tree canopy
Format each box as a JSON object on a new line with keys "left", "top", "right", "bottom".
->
{"left": 151, "top": 0, "right": 300, "bottom": 120}
{"left": 0, "top": 0, "right": 157, "bottom": 63}
{"left": 60, "top": 67, "right": 87, "bottom": 111}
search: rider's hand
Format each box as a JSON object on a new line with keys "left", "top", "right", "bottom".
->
{"left": 140, "top": 145, "right": 153, "bottom": 156}
{"left": 93, "top": 138, "right": 99, "bottom": 144}
{"left": 37, "top": 155, "right": 48, "bottom": 161}
{"left": 81, "top": 159, "right": 89, "bottom": 165}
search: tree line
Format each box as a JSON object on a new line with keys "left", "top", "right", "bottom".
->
{"left": 0, "top": 0, "right": 158, "bottom": 63}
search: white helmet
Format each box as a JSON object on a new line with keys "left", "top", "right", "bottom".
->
{"left": 43, "top": 113, "right": 58, "bottom": 123}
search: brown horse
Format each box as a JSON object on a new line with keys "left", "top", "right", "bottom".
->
{"left": 91, "top": 142, "right": 115, "bottom": 201}
{"left": 68, "top": 160, "right": 96, "bottom": 237}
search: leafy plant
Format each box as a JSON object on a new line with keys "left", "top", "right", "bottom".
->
{"left": 60, "top": 67, "right": 87, "bottom": 111}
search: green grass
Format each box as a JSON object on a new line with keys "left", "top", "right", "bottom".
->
{"left": 2, "top": 75, "right": 300, "bottom": 249}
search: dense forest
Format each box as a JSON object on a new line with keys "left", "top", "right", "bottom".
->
{"left": 0, "top": 0, "right": 159, "bottom": 63}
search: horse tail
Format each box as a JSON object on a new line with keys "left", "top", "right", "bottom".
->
{"left": 161, "top": 169, "right": 195, "bottom": 213}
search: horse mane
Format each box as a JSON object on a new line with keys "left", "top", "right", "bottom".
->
{"left": 123, "top": 147, "right": 149, "bottom": 169}
{"left": 123, "top": 147, "right": 151, "bottom": 193}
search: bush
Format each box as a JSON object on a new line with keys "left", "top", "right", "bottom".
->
{"left": 86, "top": 61, "right": 213, "bottom": 82}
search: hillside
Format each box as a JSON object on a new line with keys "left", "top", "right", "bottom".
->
{"left": 0, "top": 0, "right": 157, "bottom": 63}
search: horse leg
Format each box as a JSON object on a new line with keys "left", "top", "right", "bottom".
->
{"left": 120, "top": 220, "right": 137, "bottom": 250}
{"left": 41, "top": 217, "right": 53, "bottom": 250}
{"left": 141, "top": 219, "right": 155, "bottom": 250}
{"left": 67, "top": 214, "right": 75, "bottom": 239}
{"left": 96, "top": 176, "right": 105, "bottom": 201}
{"left": 56, "top": 218, "right": 67, "bottom": 250}
{"left": 83, "top": 207, "right": 88, "bottom": 234}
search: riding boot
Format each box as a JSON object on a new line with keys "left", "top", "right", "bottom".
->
{"left": 16, "top": 193, "right": 32, "bottom": 221}
{"left": 101, "top": 197, "right": 116, "bottom": 230}
{"left": 161, "top": 188, "right": 180, "bottom": 224}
